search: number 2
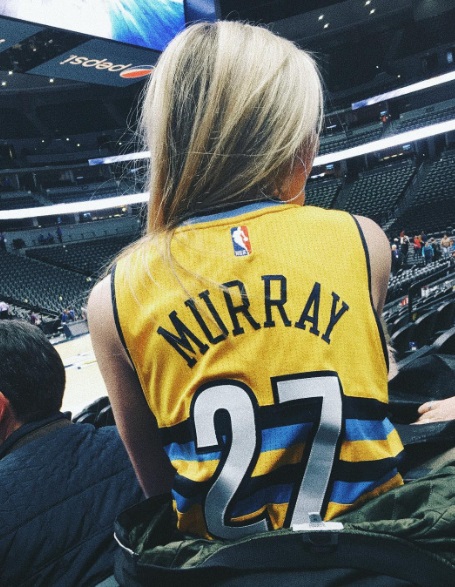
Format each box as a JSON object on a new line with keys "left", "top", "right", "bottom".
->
{"left": 192, "top": 373, "right": 343, "bottom": 539}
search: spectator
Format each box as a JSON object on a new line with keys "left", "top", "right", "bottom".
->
{"left": 422, "top": 240, "right": 434, "bottom": 265}
{"left": 88, "top": 20, "right": 403, "bottom": 544}
{"left": 441, "top": 234, "right": 451, "bottom": 258}
{"left": 413, "top": 235, "right": 422, "bottom": 259}
{"left": 0, "top": 320, "right": 143, "bottom": 586}
{"left": 400, "top": 234, "right": 409, "bottom": 263}
{"left": 416, "top": 397, "right": 455, "bottom": 424}
{"left": 391, "top": 243, "right": 404, "bottom": 275}
{"left": 430, "top": 237, "right": 442, "bottom": 261}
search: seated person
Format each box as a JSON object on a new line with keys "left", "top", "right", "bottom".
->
{"left": 0, "top": 320, "right": 143, "bottom": 586}
{"left": 88, "top": 21, "right": 404, "bottom": 542}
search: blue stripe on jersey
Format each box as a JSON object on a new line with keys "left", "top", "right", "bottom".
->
{"left": 330, "top": 468, "right": 399, "bottom": 504}
{"left": 165, "top": 440, "right": 222, "bottom": 463}
{"left": 344, "top": 418, "right": 395, "bottom": 441}
{"left": 166, "top": 419, "right": 393, "bottom": 463}
{"left": 261, "top": 422, "right": 313, "bottom": 451}
{"left": 173, "top": 462, "right": 401, "bottom": 516}
{"left": 183, "top": 201, "right": 284, "bottom": 225}
{"left": 165, "top": 422, "right": 313, "bottom": 462}
{"left": 231, "top": 465, "right": 401, "bottom": 518}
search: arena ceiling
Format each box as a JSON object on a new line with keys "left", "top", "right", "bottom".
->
{"left": 0, "top": 0, "right": 454, "bottom": 122}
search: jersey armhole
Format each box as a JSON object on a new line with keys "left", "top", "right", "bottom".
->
{"left": 351, "top": 215, "right": 389, "bottom": 371}
{"left": 110, "top": 264, "right": 136, "bottom": 369}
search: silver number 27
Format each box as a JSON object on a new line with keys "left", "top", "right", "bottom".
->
{"left": 192, "top": 374, "right": 343, "bottom": 539}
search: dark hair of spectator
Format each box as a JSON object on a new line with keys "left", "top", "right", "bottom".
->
{"left": 0, "top": 321, "right": 65, "bottom": 422}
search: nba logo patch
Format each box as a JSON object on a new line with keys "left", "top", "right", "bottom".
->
{"left": 231, "top": 226, "right": 252, "bottom": 256}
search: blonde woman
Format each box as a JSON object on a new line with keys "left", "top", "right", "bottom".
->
{"left": 88, "top": 21, "right": 403, "bottom": 541}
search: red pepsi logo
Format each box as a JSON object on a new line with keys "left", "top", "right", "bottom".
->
{"left": 120, "top": 65, "right": 154, "bottom": 79}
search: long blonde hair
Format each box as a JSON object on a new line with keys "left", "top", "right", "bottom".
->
{"left": 140, "top": 21, "right": 323, "bottom": 233}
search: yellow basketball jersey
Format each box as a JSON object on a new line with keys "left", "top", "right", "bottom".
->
{"left": 113, "top": 202, "right": 404, "bottom": 539}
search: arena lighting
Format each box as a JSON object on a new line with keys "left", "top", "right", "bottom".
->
{"left": 88, "top": 150, "right": 149, "bottom": 166}
{"left": 4, "top": 119, "right": 455, "bottom": 221}
{"left": 0, "top": 192, "right": 148, "bottom": 220}
{"left": 352, "top": 70, "right": 455, "bottom": 110}
{"left": 89, "top": 118, "right": 455, "bottom": 168}
{"left": 314, "top": 118, "right": 455, "bottom": 166}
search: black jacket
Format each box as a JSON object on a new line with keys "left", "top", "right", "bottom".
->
{"left": 0, "top": 413, "right": 143, "bottom": 587}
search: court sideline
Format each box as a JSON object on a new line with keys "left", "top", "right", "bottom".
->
{"left": 54, "top": 333, "right": 108, "bottom": 417}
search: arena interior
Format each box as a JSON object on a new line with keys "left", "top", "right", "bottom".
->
{"left": 1, "top": 0, "right": 455, "bottom": 409}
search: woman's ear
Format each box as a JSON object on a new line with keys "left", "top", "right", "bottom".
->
{"left": 277, "top": 153, "right": 314, "bottom": 205}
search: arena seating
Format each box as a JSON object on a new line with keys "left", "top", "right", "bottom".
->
{"left": 0, "top": 249, "right": 90, "bottom": 316}
{"left": 339, "top": 160, "right": 416, "bottom": 223}
{"left": 318, "top": 122, "right": 384, "bottom": 155}
{"left": 411, "top": 152, "right": 455, "bottom": 207}
{"left": 26, "top": 234, "right": 136, "bottom": 277}
{"left": 44, "top": 180, "right": 121, "bottom": 204}
{"left": 389, "top": 151, "right": 455, "bottom": 235}
{"left": 384, "top": 257, "right": 455, "bottom": 360}
{"left": 393, "top": 99, "right": 455, "bottom": 134}
{"left": 0, "top": 192, "right": 41, "bottom": 209}
{"left": 305, "top": 178, "right": 342, "bottom": 209}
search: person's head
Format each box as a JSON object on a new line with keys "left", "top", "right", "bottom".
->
{"left": 140, "top": 21, "right": 323, "bottom": 232}
{"left": 0, "top": 321, "right": 65, "bottom": 436}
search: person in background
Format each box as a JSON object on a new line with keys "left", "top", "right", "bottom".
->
{"left": 430, "top": 237, "right": 442, "bottom": 261}
{"left": 0, "top": 320, "right": 143, "bottom": 586}
{"left": 441, "top": 234, "right": 451, "bottom": 258}
{"left": 400, "top": 234, "right": 409, "bottom": 267}
{"left": 391, "top": 243, "right": 404, "bottom": 275}
{"left": 413, "top": 235, "right": 422, "bottom": 260}
{"left": 422, "top": 239, "right": 434, "bottom": 265}
{"left": 416, "top": 397, "right": 455, "bottom": 424}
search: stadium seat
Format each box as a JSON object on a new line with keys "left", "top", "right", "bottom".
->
{"left": 412, "top": 309, "right": 439, "bottom": 347}
{"left": 390, "top": 322, "right": 416, "bottom": 358}
{"left": 430, "top": 326, "right": 455, "bottom": 355}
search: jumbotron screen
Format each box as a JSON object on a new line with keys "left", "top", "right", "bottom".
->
{"left": 0, "top": 0, "right": 186, "bottom": 51}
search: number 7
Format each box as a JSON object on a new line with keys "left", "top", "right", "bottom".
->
{"left": 275, "top": 374, "right": 342, "bottom": 526}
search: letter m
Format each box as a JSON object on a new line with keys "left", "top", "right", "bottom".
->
{"left": 157, "top": 311, "right": 209, "bottom": 368}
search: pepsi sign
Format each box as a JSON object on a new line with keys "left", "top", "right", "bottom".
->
{"left": 27, "top": 38, "right": 159, "bottom": 87}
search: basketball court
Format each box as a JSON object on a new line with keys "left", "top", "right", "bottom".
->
{"left": 54, "top": 333, "right": 108, "bottom": 417}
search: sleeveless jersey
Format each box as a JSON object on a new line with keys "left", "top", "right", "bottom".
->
{"left": 113, "top": 202, "right": 404, "bottom": 540}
